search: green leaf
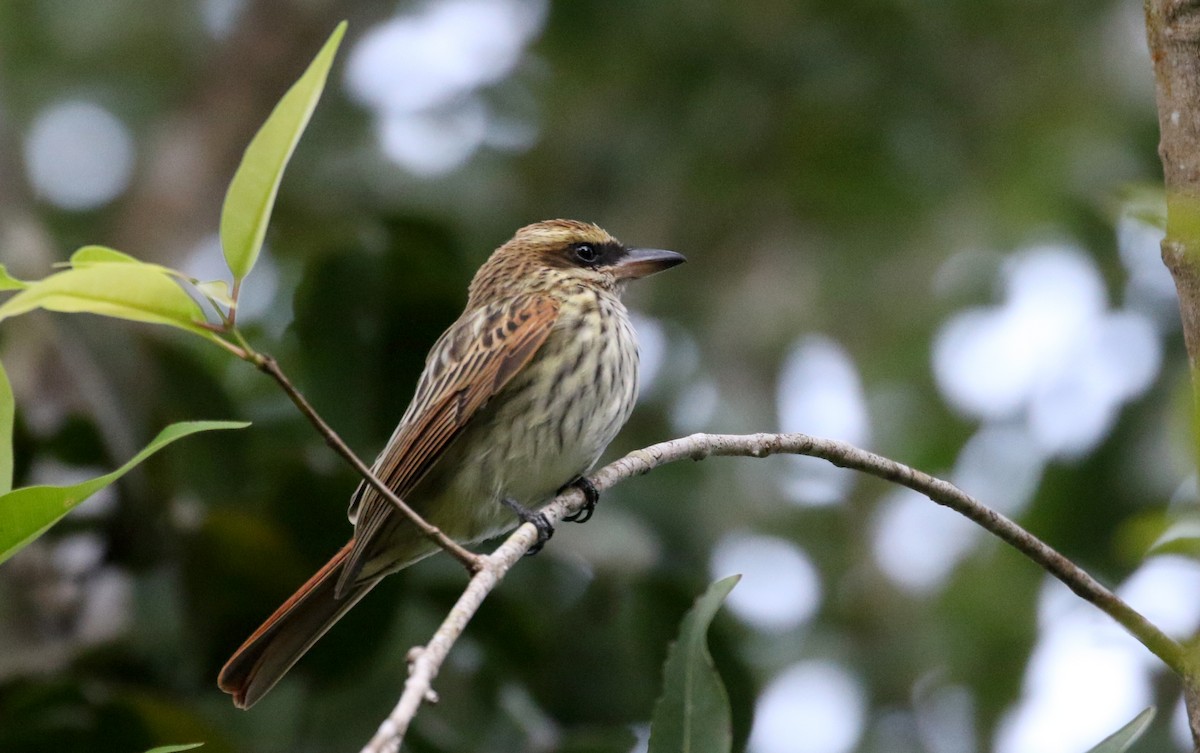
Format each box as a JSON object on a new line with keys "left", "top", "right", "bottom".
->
{"left": 195, "top": 279, "right": 235, "bottom": 309}
{"left": 0, "top": 263, "right": 214, "bottom": 337}
{"left": 1084, "top": 707, "right": 1155, "bottom": 753}
{"left": 220, "top": 20, "right": 346, "bottom": 283}
{"left": 69, "top": 245, "right": 143, "bottom": 266}
{"left": 648, "top": 575, "right": 739, "bottom": 753}
{"left": 0, "top": 420, "right": 249, "bottom": 565}
{"left": 143, "top": 745, "right": 204, "bottom": 753}
{"left": 67, "top": 246, "right": 199, "bottom": 281}
{"left": 65, "top": 247, "right": 234, "bottom": 313}
{"left": 0, "top": 360, "right": 12, "bottom": 494}
{"left": 1148, "top": 518, "right": 1200, "bottom": 559}
{"left": 0, "top": 264, "right": 27, "bottom": 291}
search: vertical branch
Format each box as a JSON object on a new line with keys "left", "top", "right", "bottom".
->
{"left": 1144, "top": 0, "right": 1200, "bottom": 745}
{"left": 1146, "top": 0, "right": 1200, "bottom": 413}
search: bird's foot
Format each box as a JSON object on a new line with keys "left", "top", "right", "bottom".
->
{"left": 501, "top": 497, "right": 554, "bottom": 554}
{"left": 561, "top": 477, "right": 600, "bottom": 524}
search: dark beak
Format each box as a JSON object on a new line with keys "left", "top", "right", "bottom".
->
{"left": 613, "top": 247, "right": 687, "bottom": 280}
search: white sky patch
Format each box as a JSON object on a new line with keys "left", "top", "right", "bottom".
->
{"left": 345, "top": 0, "right": 546, "bottom": 175}
{"left": 1026, "top": 311, "right": 1159, "bottom": 457}
{"left": 995, "top": 577, "right": 1156, "bottom": 753}
{"left": 874, "top": 424, "right": 1043, "bottom": 592}
{"left": 749, "top": 661, "right": 866, "bottom": 753}
{"left": 710, "top": 532, "right": 822, "bottom": 632}
{"left": 777, "top": 335, "right": 870, "bottom": 506}
{"left": 933, "top": 244, "right": 1162, "bottom": 460}
{"left": 25, "top": 100, "right": 134, "bottom": 210}
{"left": 950, "top": 424, "right": 1044, "bottom": 516}
{"left": 900, "top": 240, "right": 1166, "bottom": 594}
{"left": 1117, "top": 556, "right": 1200, "bottom": 638}
{"left": 873, "top": 486, "right": 978, "bottom": 594}
{"left": 376, "top": 97, "right": 490, "bottom": 178}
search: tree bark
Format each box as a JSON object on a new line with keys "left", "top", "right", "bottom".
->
{"left": 1144, "top": 1, "right": 1200, "bottom": 747}
{"left": 1147, "top": 0, "right": 1200, "bottom": 407}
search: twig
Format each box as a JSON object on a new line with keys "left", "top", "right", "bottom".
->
{"left": 250, "top": 351, "right": 484, "bottom": 573}
{"left": 360, "top": 431, "right": 1188, "bottom": 753}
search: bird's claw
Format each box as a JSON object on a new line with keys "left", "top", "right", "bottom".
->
{"left": 501, "top": 497, "right": 554, "bottom": 555}
{"left": 561, "top": 476, "right": 600, "bottom": 524}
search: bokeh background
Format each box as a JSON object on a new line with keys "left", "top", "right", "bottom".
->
{"left": 0, "top": 1, "right": 1194, "bottom": 752}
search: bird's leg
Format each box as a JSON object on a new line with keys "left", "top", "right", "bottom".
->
{"left": 561, "top": 476, "right": 599, "bottom": 524}
{"left": 500, "top": 497, "right": 554, "bottom": 554}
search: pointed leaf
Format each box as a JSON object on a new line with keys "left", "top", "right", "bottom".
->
{"left": 220, "top": 21, "right": 346, "bottom": 283}
{"left": 0, "top": 264, "right": 27, "bottom": 291}
{"left": 143, "top": 745, "right": 204, "bottom": 753}
{"left": 0, "top": 360, "right": 12, "bottom": 494}
{"left": 1148, "top": 518, "right": 1200, "bottom": 559}
{"left": 648, "top": 575, "right": 739, "bottom": 753}
{"left": 1084, "top": 707, "right": 1155, "bottom": 753}
{"left": 67, "top": 246, "right": 203, "bottom": 282}
{"left": 66, "top": 248, "right": 233, "bottom": 310}
{"left": 0, "top": 420, "right": 249, "bottom": 565}
{"left": 69, "top": 245, "right": 142, "bottom": 266}
{"left": 0, "top": 264, "right": 214, "bottom": 337}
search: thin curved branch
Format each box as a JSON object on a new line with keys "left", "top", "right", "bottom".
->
{"left": 360, "top": 431, "right": 1188, "bottom": 753}
{"left": 252, "top": 351, "right": 484, "bottom": 572}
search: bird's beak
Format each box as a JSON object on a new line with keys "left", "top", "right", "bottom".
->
{"left": 613, "top": 247, "right": 687, "bottom": 280}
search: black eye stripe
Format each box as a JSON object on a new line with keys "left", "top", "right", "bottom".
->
{"left": 568, "top": 241, "right": 624, "bottom": 267}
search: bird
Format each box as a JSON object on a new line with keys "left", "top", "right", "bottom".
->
{"left": 218, "top": 219, "right": 685, "bottom": 708}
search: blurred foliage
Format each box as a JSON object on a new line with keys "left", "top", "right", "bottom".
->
{"left": 1084, "top": 708, "right": 1156, "bottom": 753}
{"left": 0, "top": 0, "right": 1190, "bottom": 752}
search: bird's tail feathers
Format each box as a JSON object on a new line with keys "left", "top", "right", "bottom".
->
{"left": 217, "top": 541, "right": 379, "bottom": 709}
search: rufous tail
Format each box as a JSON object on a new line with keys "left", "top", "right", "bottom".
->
{"left": 218, "top": 541, "right": 380, "bottom": 709}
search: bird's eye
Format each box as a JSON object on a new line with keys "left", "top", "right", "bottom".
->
{"left": 573, "top": 243, "right": 600, "bottom": 265}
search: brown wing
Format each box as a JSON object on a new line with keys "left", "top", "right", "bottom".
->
{"left": 338, "top": 294, "right": 561, "bottom": 590}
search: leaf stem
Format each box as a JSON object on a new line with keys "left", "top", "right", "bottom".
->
{"left": 227, "top": 278, "right": 241, "bottom": 329}
{"left": 209, "top": 335, "right": 247, "bottom": 360}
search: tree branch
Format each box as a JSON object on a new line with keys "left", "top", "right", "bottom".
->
{"left": 1147, "top": 0, "right": 1200, "bottom": 435}
{"left": 360, "top": 431, "right": 1187, "bottom": 753}
{"left": 1143, "top": 3, "right": 1200, "bottom": 743}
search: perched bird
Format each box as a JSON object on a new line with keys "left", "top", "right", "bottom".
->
{"left": 218, "top": 219, "right": 684, "bottom": 708}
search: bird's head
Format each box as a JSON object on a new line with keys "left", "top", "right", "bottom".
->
{"left": 469, "top": 219, "right": 685, "bottom": 303}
